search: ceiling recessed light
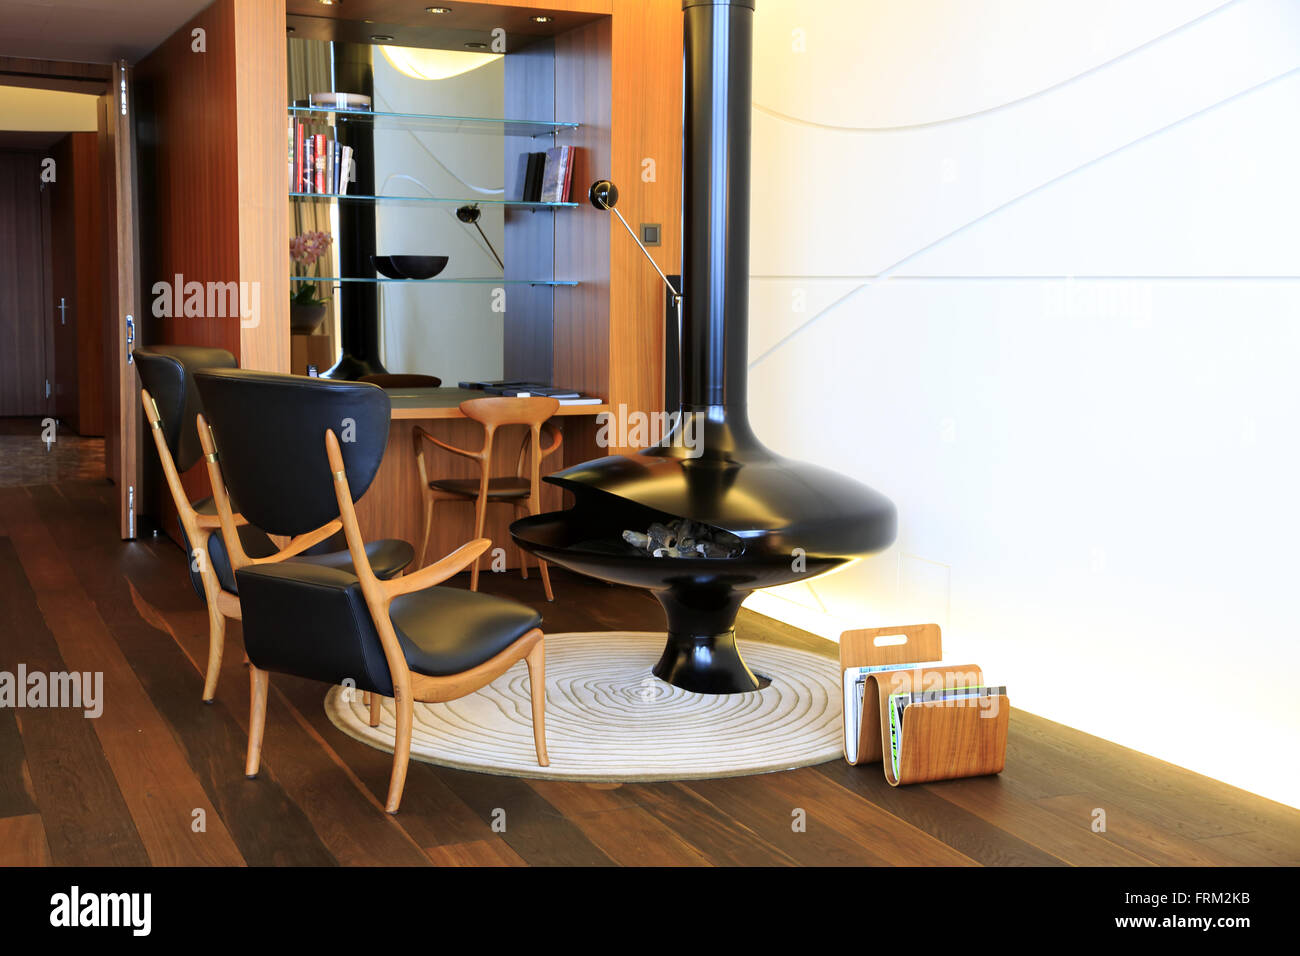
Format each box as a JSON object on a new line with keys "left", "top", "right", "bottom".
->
{"left": 316, "top": 0, "right": 340, "bottom": 6}
{"left": 530, "top": 15, "right": 553, "bottom": 23}
{"left": 370, "top": 34, "right": 394, "bottom": 41}
{"left": 463, "top": 41, "right": 488, "bottom": 49}
{"left": 426, "top": 6, "right": 452, "bottom": 12}
{"left": 286, "top": 26, "right": 296, "bottom": 33}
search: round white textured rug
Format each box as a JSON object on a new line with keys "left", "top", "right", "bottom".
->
{"left": 324, "top": 631, "right": 842, "bottom": 781}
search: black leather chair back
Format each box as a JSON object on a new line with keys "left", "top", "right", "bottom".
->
{"left": 192, "top": 369, "right": 390, "bottom": 537}
{"left": 134, "top": 346, "right": 238, "bottom": 472}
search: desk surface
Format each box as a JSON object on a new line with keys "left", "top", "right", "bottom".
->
{"left": 385, "top": 387, "right": 609, "bottom": 420}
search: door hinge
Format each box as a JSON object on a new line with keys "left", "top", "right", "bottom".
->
{"left": 119, "top": 72, "right": 128, "bottom": 116}
{"left": 128, "top": 485, "right": 136, "bottom": 537}
{"left": 44, "top": 379, "right": 51, "bottom": 399}
{"left": 125, "top": 314, "right": 135, "bottom": 364}
{"left": 58, "top": 297, "right": 67, "bottom": 326}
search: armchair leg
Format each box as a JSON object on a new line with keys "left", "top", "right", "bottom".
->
{"left": 538, "top": 559, "right": 554, "bottom": 603}
{"left": 515, "top": 504, "right": 529, "bottom": 580}
{"left": 525, "top": 640, "right": 549, "bottom": 767}
{"left": 385, "top": 694, "right": 414, "bottom": 814}
{"left": 202, "top": 607, "right": 226, "bottom": 702}
{"left": 418, "top": 497, "right": 434, "bottom": 570}
{"left": 470, "top": 496, "right": 488, "bottom": 592}
{"left": 369, "top": 692, "right": 382, "bottom": 728}
{"left": 246, "top": 666, "right": 270, "bottom": 778}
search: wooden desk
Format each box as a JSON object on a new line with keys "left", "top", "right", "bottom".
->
{"left": 356, "top": 388, "right": 607, "bottom": 570}
{"left": 385, "top": 386, "right": 609, "bottom": 420}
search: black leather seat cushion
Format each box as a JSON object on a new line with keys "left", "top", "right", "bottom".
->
{"left": 234, "top": 562, "right": 542, "bottom": 695}
{"left": 430, "top": 476, "right": 531, "bottom": 500}
{"left": 389, "top": 586, "right": 542, "bottom": 677}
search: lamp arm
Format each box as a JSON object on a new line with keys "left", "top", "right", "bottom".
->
{"left": 590, "top": 179, "right": 681, "bottom": 305}
{"left": 472, "top": 220, "right": 505, "bottom": 270}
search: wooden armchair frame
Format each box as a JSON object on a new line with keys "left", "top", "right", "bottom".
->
{"left": 141, "top": 387, "right": 246, "bottom": 701}
{"left": 412, "top": 396, "right": 563, "bottom": 599}
{"left": 201, "top": 425, "right": 548, "bottom": 814}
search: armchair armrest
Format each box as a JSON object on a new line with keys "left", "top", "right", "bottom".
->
{"left": 194, "top": 511, "right": 250, "bottom": 530}
{"left": 245, "top": 519, "right": 344, "bottom": 565}
{"left": 413, "top": 424, "right": 485, "bottom": 462}
{"left": 540, "top": 421, "right": 563, "bottom": 460}
{"left": 383, "top": 538, "right": 492, "bottom": 601}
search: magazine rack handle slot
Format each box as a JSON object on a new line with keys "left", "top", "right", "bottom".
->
{"left": 840, "top": 623, "right": 942, "bottom": 671}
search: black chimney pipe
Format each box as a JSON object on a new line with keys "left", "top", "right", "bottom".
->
{"left": 681, "top": 0, "right": 754, "bottom": 417}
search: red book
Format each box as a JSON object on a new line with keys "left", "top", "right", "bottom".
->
{"left": 561, "top": 146, "right": 575, "bottom": 202}
{"left": 294, "top": 121, "right": 304, "bottom": 193}
{"left": 314, "top": 133, "right": 327, "bottom": 193}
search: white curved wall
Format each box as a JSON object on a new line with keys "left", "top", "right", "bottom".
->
{"left": 744, "top": 0, "right": 1300, "bottom": 806}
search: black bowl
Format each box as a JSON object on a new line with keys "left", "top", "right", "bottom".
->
{"left": 371, "top": 255, "right": 449, "bottom": 280}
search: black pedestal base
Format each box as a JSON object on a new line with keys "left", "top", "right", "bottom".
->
{"left": 323, "top": 352, "right": 386, "bottom": 381}
{"left": 651, "top": 588, "right": 769, "bottom": 694}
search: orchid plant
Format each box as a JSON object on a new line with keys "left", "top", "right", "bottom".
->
{"left": 290, "top": 230, "right": 333, "bottom": 307}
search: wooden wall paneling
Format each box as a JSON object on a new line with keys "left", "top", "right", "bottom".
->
{"left": 40, "top": 155, "right": 56, "bottom": 425}
{"left": 503, "top": 39, "right": 557, "bottom": 384}
{"left": 0, "top": 151, "right": 50, "bottom": 417}
{"left": 285, "top": 0, "right": 611, "bottom": 46}
{"left": 552, "top": 17, "right": 611, "bottom": 406}
{"left": 134, "top": 0, "right": 241, "bottom": 359}
{"left": 98, "top": 95, "right": 119, "bottom": 490}
{"left": 50, "top": 134, "right": 107, "bottom": 436}
{"left": 50, "top": 136, "right": 79, "bottom": 426}
{"left": 135, "top": 0, "right": 288, "bottom": 533}
{"left": 72, "top": 133, "right": 105, "bottom": 436}
{"left": 233, "top": 0, "right": 289, "bottom": 374}
{"left": 0, "top": 57, "right": 113, "bottom": 84}
{"left": 606, "top": 0, "right": 681, "bottom": 451}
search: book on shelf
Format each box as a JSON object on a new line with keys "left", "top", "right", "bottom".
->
{"left": 301, "top": 135, "right": 313, "bottom": 192}
{"left": 314, "top": 133, "right": 327, "bottom": 193}
{"left": 339, "top": 145, "right": 353, "bottom": 195}
{"left": 540, "top": 146, "right": 575, "bottom": 203}
{"left": 523, "top": 152, "right": 546, "bottom": 202}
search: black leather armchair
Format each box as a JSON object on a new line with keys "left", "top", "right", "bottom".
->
{"left": 192, "top": 369, "right": 549, "bottom": 813}
{"left": 134, "top": 347, "right": 414, "bottom": 702}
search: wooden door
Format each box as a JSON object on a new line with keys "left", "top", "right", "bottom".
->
{"left": 0, "top": 150, "right": 52, "bottom": 417}
{"left": 100, "top": 61, "right": 142, "bottom": 539}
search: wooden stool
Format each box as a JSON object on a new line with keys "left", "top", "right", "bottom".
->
{"left": 413, "top": 396, "right": 562, "bottom": 599}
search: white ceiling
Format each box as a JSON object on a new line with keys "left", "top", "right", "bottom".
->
{"left": 0, "top": 0, "right": 215, "bottom": 64}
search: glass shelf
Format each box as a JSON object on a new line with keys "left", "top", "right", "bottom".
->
{"left": 289, "top": 191, "right": 577, "bottom": 208}
{"left": 288, "top": 105, "right": 579, "bottom": 138}
{"left": 298, "top": 276, "right": 578, "bottom": 287}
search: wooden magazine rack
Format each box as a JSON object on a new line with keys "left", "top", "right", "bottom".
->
{"left": 839, "top": 623, "right": 1009, "bottom": 785}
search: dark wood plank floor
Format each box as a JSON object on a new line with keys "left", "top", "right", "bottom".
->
{"left": 1, "top": 479, "right": 1297, "bottom": 867}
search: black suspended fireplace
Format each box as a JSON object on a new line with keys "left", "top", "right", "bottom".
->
{"left": 511, "top": 0, "right": 897, "bottom": 694}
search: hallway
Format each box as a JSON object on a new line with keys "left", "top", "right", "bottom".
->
{"left": 0, "top": 418, "right": 104, "bottom": 487}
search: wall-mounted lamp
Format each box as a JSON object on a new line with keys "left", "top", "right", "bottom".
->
{"left": 589, "top": 179, "right": 681, "bottom": 311}
{"left": 456, "top": 204, "right": 504, "bottom": 270}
